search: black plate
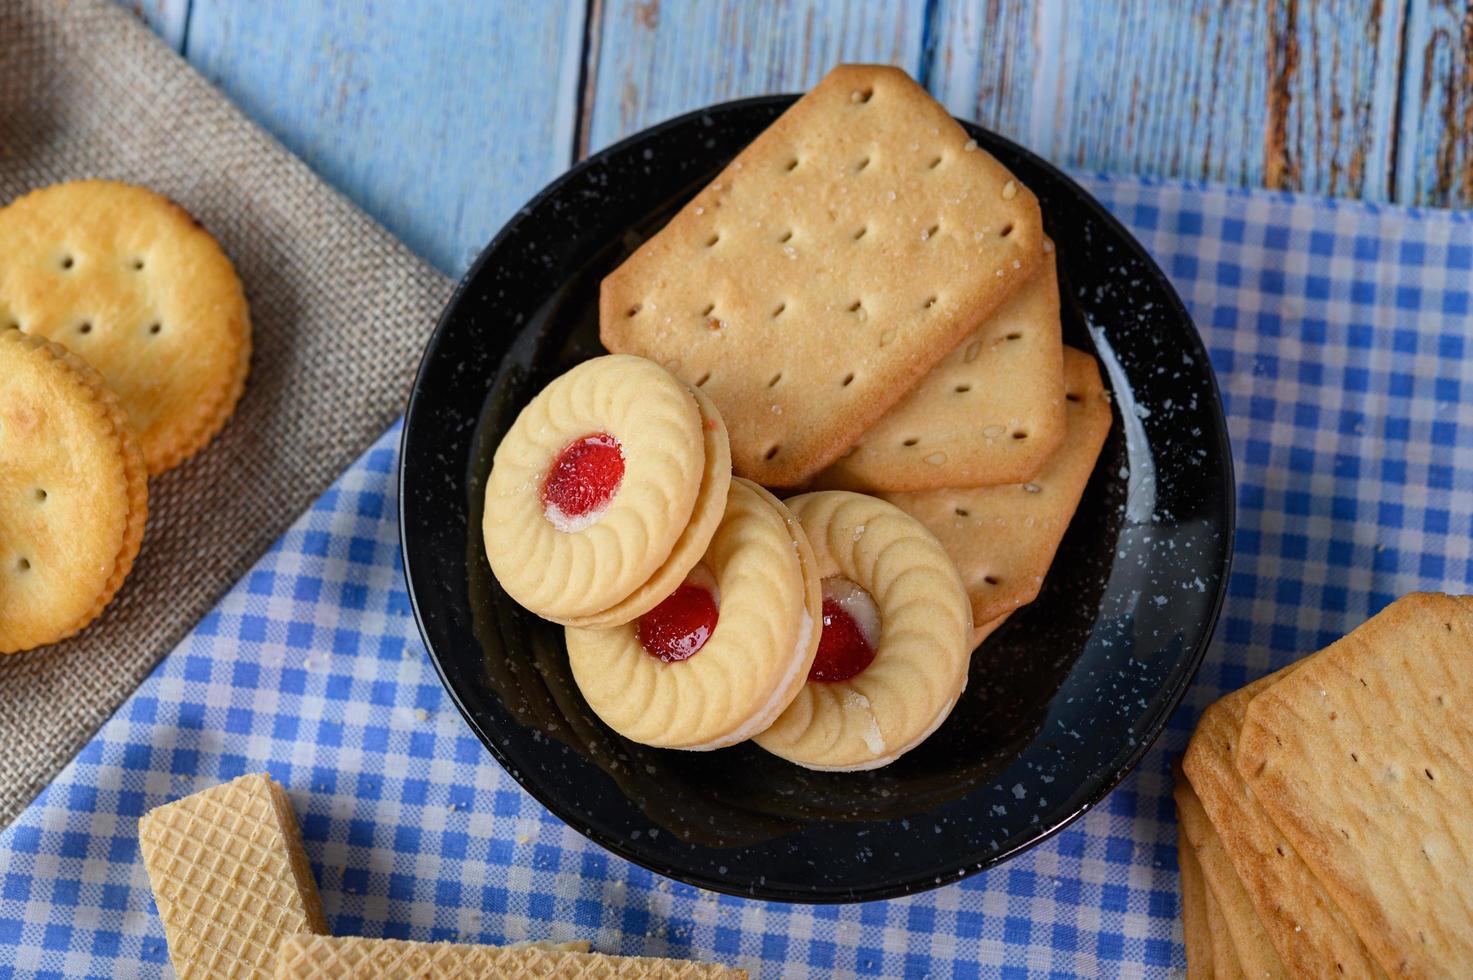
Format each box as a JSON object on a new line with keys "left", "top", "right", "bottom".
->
{"left": 399, "top": 96, "right": 1234, "bottom": 903}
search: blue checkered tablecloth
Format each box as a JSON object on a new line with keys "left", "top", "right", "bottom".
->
{"left": 0, "top": 174, "right": 1467, "bottom": 979}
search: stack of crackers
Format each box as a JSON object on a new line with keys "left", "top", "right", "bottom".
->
{"left": 0, "top": 180, "right": 251, "bottom": 653}
{"left": 1175, "top": 592, "right": 1473, "bottom": 977}
{"left": 139, "top": 773, "right": 746, "bottom": 978}
{"left": 601, "top": 63, "right": 1113, "bottom": 645}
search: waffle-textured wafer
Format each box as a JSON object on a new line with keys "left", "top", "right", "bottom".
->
{"left": 813, "top": 243, "right": 1065, "bottom": 491}
{"left": 601, "top": 64, "right": 1044, "bottom": 486}
{"left": 0, "top": 329, "right": 148, "bottom": 653}
{"left": 139, "top": 773, "right": 326, "bottom": 979}
{"left": 0, "top": 180, "right": 251, "bottom": 473}
{"left": 1178, "top": 821, "right": 1214, "bottom": 980}
{"left": 1174, "top": 777, "right": 1286, "bottom": 979}
{"left": 1236, "top": 593, "right": 1473, "bottom": 978}
{"left": 880, "top": 346, "right": 1111, "bottom": 626}
{"left": 273, "top": 935, "right": 747, "bottom": 979}
{"left": 1184, "top": 669, "right": 1385, "bottom": 978}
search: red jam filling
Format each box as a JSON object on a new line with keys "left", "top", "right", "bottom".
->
{"left": 637, "top": 584, "right": 718, "bottom": 663}
{"left": 809, "top": 596, "right": 879, "bottom": 683}
{"left": 541, "top": 433, "right": 624, "bottom": 525}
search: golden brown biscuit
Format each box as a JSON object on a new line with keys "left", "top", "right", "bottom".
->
{"left": 0, "top": 329, "right": 147, "bottom": 653}
{"left": 0, "top": 180, "right": 251, "bottom": 473}
{"left": 1178, "top": 819, "right": 1215, "bottom": 980}
{"left": 483, "top": 355, "right": 729, "bottom": 624}
{"left": 814, "top": 243, "right": 1066, "bottom": 491}
{"left": 1174, "top": 777, "right": 1287, "bottom": 979}
{"left": 601, "top": 64, "right": 1044, "bottom": 486}
{"left": 566, "top": 479, "right": 819, "bottom": 750}
{"left": 754, "top": 491, "right": 973, "bottom": 770}
{"left": 1184, "top": 668, "right": 1385, "bottom": 978}
{"left": 882, "top": 347, "right": 1111, "bottom": 626}
{"left": 1236, "top": 593, "right": 1473, "bottom": 978}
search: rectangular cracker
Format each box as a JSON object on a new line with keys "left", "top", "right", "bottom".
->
{"left": 1203, "top": 883, "right": 1247, "bottom": 980}
{"left": 1174, "top": 775, "right": 1287, "bottom": 979}
{"left": 1185, "top": 669, "right": 1386, "bottom": 978}
{"left": 880, "top": 346, "right": 1111, "bottom": 625}
{"left": 139, "top": 773, "right": 327, "bottom": 980}
{"left": 1178, "top": 821, "right": 1216, "bottom": 980}
{"left": 273, "top": 935, "right": 747, "bottom": 979}
{"left": 1235, "top": 592, "right": 1473, "bottom": 978}
{"left": 600, "top": 64, "right": 1044, "bottom": 487}
{"left": 814, "top": 242, "right": 1065, "bottom": 491}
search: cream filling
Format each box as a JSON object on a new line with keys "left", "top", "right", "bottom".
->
{"left": 680, "top": 607, "right": 813, "bottom": 752}
{"left": 821, "top": 576, "right": 881, "bottom": 649}
{"left": 797, "top": 671, "right": 970, "bottom": 773}
{"left": 544, "top": 498, "right": 612, "bottom": 533}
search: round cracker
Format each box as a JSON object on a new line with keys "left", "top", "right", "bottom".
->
{"left": 0, "top": 180, "right": 251, "bottom": 473}
{"left": 0, "top": 329, "right": 148, "bottom": 653}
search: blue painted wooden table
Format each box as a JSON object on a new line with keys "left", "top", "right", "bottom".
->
{"left": 129, "top": 0, "right": 1471, "bottom": 278}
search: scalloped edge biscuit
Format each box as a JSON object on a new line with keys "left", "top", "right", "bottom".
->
{"left": 754, "top": 491, "right": 973, "bottom": 771}
{"left": 813, "top": 243, "right": 1066, "bottom": 491}
{"left": 566, "top": 478, "right": 819, "bottom": 751}
{"left": 0, "top": 329, "right": 147, "bottom": 653}
{"left": 483, "top": 355, "right": 713, "bottom": 622}
{"left": 0, "top": 180, "right": 251, "bottom": 474}
{"left": 601, "top": 64, "right": 1044, "bottom": 486}
{"left": 559, "top": 384, "right": 732, "bottom": 630}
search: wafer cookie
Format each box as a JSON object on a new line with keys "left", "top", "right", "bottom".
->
{"left": 274, "top": 934, "right": 746, "bottom": 978}
{"left": 139, "top": 773, "right": 326, "bottom": 979}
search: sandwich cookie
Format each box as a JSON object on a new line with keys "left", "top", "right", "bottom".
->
{"left": 754, "top": 491, "right": 973, "bottom": 771}
{"left": 566, "top": 478, "right": 820, "bottom": 751}
{"left": 0, "top": 329, "right": 148, "bottom": 653}
{"left": 483, "top": 355, "right": 730, "bottom": 625}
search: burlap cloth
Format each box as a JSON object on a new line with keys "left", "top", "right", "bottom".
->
{"left": 0, "top": 0, "right": 454, "bottom": 826}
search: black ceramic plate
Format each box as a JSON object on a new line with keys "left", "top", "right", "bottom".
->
{"left": 400, "top": 96, "right": 1234, "bottom": 903}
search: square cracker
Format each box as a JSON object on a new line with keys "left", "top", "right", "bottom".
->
{"left": 880, "top": 346, "right": 1110, "bottom": 625}
{"left": 1185, "top": 669, "right": 1385, "bottom": 978}
{"left": 600, "top": 64, "right": 1044, "bottom": 486}
{"left": 1235, "top": 592, "right": 1473, "bottom": 978}
{"left": 1204, "top": 883, "right": 1248, "bottom": 980}
{"left": 814, "top": 242, "right": 1065, "bottom": 491}
{"left": 1178, "top": 820, "right": 1217, "bottom": 980}
{"left": 1174, "top": 775, "right": 1288, "bottom": 979}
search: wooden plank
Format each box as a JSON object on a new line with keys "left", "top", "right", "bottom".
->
{"left": 925, "top": 0, "right": 1041, "bottom": 151}
{"left": 118, "top": 0, "right": 191, "bottom": 51}
{"left": 930, "top": 0, "right": 1410, "bottom": 203}
{"left": 581, "top": 0, "right": 928, "bottom": 153}
{"left": 184, "top": 0, "right": 586, "bottom": 275}
{"left": 1397, "top": 0, "right": 1473, "bottom": 206}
